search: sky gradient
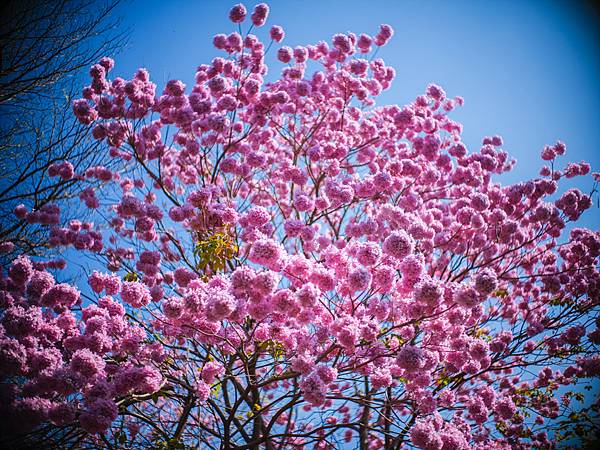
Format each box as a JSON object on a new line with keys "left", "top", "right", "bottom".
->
{"left": 114, "top": 0, "right": 600, "bottom": 228}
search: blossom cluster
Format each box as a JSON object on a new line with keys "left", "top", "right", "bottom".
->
{"left": 0, "top": 258, "right": 163, "bottom": 437}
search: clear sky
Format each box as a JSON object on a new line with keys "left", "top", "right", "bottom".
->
{"left": 113, "top": 0, "right": 600, "bottom": 229}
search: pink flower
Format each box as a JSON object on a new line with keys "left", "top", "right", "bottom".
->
{"left": 213, "top": 33, "right": 228, "bottom": 50}
{"left": 295, "top": 283, "right": 319, "bottom": 307}
{"left": 382, "top": 230, "right": 413, "bottom": 260}
{"left": 397, "top": 345, "right": 425, "bottom": 372}
{"left": 245, "top": 206, "right": 271, "bottom": 227}
{"left": 494, "top": 398, "right": 516, "bottom": 420}
{"left": 414, "top": 277, "right": 443, "bottom": 304}
{"left": 135, "top": 366, "right": 163, "bottom": 393}
{"left": 300, "top": 372, "right": 327, "bottom": 406}
{"left": 10, "top": 397, "right": 52, "bottom": 432}
{"left": 249, "top": 238, "right": 284, "bottom": 270}
{"left": 272, "top": 288, "right": 295, "bottom": 313}
{"left": 9, "top": 255, "right": 33, "bottom": 286}
{"left": 195, "top": 380, "right": 211, "bottom": 402}
{"left": 277, "top": 46, "right": 293, "bottom": 64}
{"left": 174, "top": 267, "right": 197, "bottom": 287}
{"left": 48, "top": 403, "right": 76, "bottom": 426}
{"left": 357, "top": 33, "right": 372, "bottom": 53}
{"left": 48, "top": 161, "right": 75, "bottom": 180}
{"left": 0, "top": 337, "right": 28, "bottom": 374}
{"left": 41, "top": 283, "right": 80, "bottom": 308}
{"left": 269, "top": 25, "right": 284, "bottom": 42}
{"left": 399, "top": 254, "right": 424, "bottom": 284}
{"left": 231, "top": 266, "right": 256, "bottom": 294}
{"left": 0, "top": 241, "right": 15, "bottom": 253}
{"left": 426, "top": 83, "right": 446, "bottom": 102}
{"left": 356, "top": 242, "right": 381, "bottom": 266}
{"left": 370, "top": 368, "right": 392, "bottom": 390}
{"left": 14, "top": 203, "right": 28, "bottom": 219}
{"left": 103, "top": 274, "right": 122, "bottom": 295}
{"left": 310, "top": 267, "right": 336, "bottom": 291}
{"left": 253, "top": 270, "right": 280, "bottom": 295}
{"left": 99, "top": 56, "right": 114, "bottom": 72}
{"left": 374, "top": 24, "right": 394, "bottom": 46}
{"left": 69, "top": 349, "right": 106, "bottom": 378}
{"left": 251, "top": 3, "right": 269, "bottom": 27}
{"left": 315, "top": 365, "right": 337, "bottom": 384}
{"left": 163, "top": 296, "right": 184, "bottom": 319}
{"left": 347, "top": 267, "right": 372, "bottom": 292}
{"left": 410, "top": 420, "right": 441, "bottom": 449}
{"left": 202, "top": 361, "right": 225, "bottom": 384}
{"left": 229, "top": 3, "right": 247, "bottom": 23}
{"left": 205, "top": 289, "right": 236, "bottom": 321}
{"left": 72, "top": 98, "right": 98, "bottom": 125}
{"left": 26, "top": 270, "right": 55, "bottom": 299}
{"left": 474, "top": 269, "right": 497, "bottom": 295}
{"left": 79, "top": 399, "right": 118, "bottom": 434}
{"left": 113, "top": 365, "right": 162, "bottom": 395}
{"left": 332, "top": 34, "right": 352, "bottom": 54}
{"left": 454, "top": 285, "right": 481, "bottom": 308}
{"left": 121, "top": 281, "right": 151, "bottom": 308}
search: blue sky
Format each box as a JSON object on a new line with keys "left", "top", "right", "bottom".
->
{"left": 113, "top": 0, "right": 599, "bottom": 229}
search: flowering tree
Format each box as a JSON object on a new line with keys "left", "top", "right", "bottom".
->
{"left": 1, "top": 3, "right": 599, "bottom": 449}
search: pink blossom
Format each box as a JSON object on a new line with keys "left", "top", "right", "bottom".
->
{"left": 163, "top": 296, "right": 184, "bottom": 319}
{"left": 374, "top": 24, "right": 394, "bottom": 46}
{"left": 414, "top": 277, "right": 443, "bottom": 304}
{"left": 454, "top": 285, "right": 481, "bottom": 308}
{"left": 229, "top": 3, "right": 247, "bottom": 23}
{"left": 347, "top": 266, "right": 372, "bottom": 292}
{"left": 245, "top": 206, "right": 271, "bottom": 227}
{"left": 277, "top": 46, "right": 292, "bottom": 63}
{"left": 299, "top": 372, "right": 327, "bottom": 406}
{"left": 174, "top": 267, "right": 197, "bottom": 287}
{"left": 69, "top": 349, "right": 106, "bottom": 378}
{"left": 249, "top": 238, "right": 284, "bottom": 270}
{"left": 397, "top": 345, "right": 425, "bottom": 372}
{"left": 205, "top": 289, "right": 236, "bottom": 321}
{"left": 0, "top": 241, "right": 15, "bottom": 253}
{"left": 121, "top": 281, "right": 151, "bottom": 308}
{"left": 9, "top": 255, "right": 33, "bottom": 286}
{"left": 202, "top": 361, "right": 225, "bottom": 384}
{"left": 474, "top": 269, "right": 497, "bottom": 295}
{"left": 195, "top": 380, "right": 211, "bottom": 402}
{"left": 79, "top": 399, "right": 118, "bottom": 434}
{"left": 41, "top": 283, "right": 80, "bottom": 308}
{"left": 382, "top": 230, "right": 413, "bottom": 260}
{"left": 357, "top": 33, "right": 372, "bottom": 53}
{"left": 250, "top": 3, "right": 269, "bottom": 27}
{"left": 494, "top": 398, "right": 516, "bottom": 420}
{"left": 269, "top": 25, "right": 284, "bottom": 42}
{"left": 356, "top": 242, "right": 381, "bottom": 266}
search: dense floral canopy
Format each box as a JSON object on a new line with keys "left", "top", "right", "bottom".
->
{"left": 1, "top": 3, "right": 599, "bottom": 449}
